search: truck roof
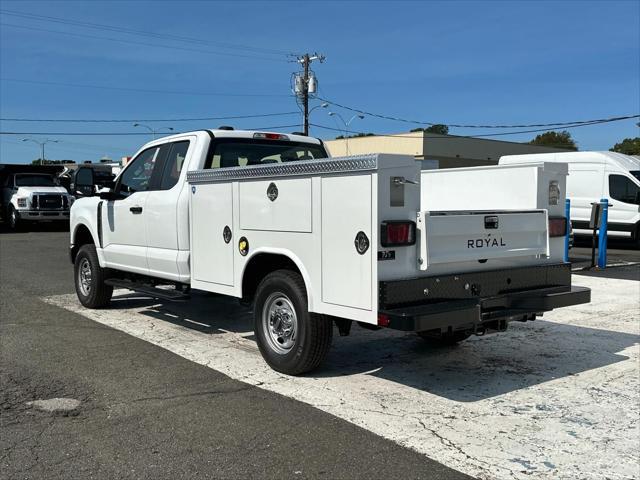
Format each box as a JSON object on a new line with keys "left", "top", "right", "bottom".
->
{"left": 149, "top": 129, "right": 323, "bottom": 146}
{"left": 499, "top": 151, "right": 640, "bottom": 171}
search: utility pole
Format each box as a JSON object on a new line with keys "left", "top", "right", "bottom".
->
{"left": 294, "top": 53, "right": 325, "bottom": 135}
{"left": 22, "top": 138, "right": 59, "bottom": 165}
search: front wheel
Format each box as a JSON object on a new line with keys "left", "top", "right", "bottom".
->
{"left": 7, "top": 206, "right": 21, "bottom": 231}
{"left": 74, "top": 244, "right": 113, "bottom": 308}
{"left": 254, "top": 270, "right": 332, "bottom": 375}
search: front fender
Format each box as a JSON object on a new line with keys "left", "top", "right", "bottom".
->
{"left": 70, "top": 197, "right": 105, "bottom": 266}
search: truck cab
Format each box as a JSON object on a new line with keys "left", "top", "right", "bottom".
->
{"left": 69, "top": 129, "right": 590, "bottom": 375}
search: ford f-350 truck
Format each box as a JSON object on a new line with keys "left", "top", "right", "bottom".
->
{"left": 69, "top": 129, "right": 590, "bottom": 375}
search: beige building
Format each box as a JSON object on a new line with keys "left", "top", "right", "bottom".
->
{"left": 325, "top": 131, "right": 569, "bottom": 168}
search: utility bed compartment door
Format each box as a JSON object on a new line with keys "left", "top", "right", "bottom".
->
{"left": 190, "top": 183, "right": 234, "bottom": 286}
{"left": 418, "top": 210, "right": 548, "bottom": 269}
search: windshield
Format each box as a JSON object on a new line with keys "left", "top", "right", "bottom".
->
{"left": 15, "top": 174, "right": 56, "bottom": 187}
{"left": 631, "top": 170, "right": 640, "bottom": 183}
{"left": 206, "top": 139, "right": 327, "bottom": 169}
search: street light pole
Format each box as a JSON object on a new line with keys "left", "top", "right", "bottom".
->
{"left": 133, "top": 123, "right": 174, "bottom": 139}
{"left": 22, "top": 138, "right": 59, "bottom": 165}
{"left": 327, "top": 112, "right": 365, "bottom": 155}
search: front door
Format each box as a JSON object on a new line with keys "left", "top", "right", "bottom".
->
{"left": 607, "top": 172, "right": 640, "bottom": 231}
{"left": 102, "top": 146, "right": 160, "bottom": 274}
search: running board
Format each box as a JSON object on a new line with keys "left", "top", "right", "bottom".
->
{"left": 105, "top": 279, "right": 190, "bottom": 301}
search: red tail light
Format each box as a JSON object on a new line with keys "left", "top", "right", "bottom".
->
{"left": 548, "top": 216, "right": 567, "bottom": 237}
{"left": 381, "top": 221, "right": 416, "bottom": 247}
{"left": 377, "top": 314, "right": 391, "bottom": 327}
{"left": 253, "top": 132, "right": 290, "bottom": 141}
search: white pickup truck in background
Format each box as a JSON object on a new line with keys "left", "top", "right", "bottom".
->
{"left": 69, "top": 129, "right": 590, "bottom": 375}
{"left": 1, "top": 164, "right": 74, "bottom": 230}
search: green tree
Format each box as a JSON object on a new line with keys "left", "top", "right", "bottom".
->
{"left": 335, "top": 133, "right": 376, "bottom": 139}
{"left": 610, "top": 137, "right": 640, "bottom": 155}
{"left": 410, "top": 124, "right": 449, "bottom": 135}
{"left": 31, "top": 159, "right": 75, "bottom": 165}
{"left": 425, "top": 124, "right": 449, "bottom": 135}
{"left": 529, "top": 130, "right": 578, "bottom": 151}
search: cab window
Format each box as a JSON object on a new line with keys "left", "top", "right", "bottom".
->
{"left": 119, "top": 147, "right": 159, "bottom": 196}
{"left": 159, "top": 141, "right": 190, "bottom": 190}
{"left": 207, "top": 140, "right": 327, "bottom": 169}
{"left": 609, "top": 174, "right": 640, "bottom": 205}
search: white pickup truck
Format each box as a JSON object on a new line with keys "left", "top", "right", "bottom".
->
{"left": 69, "top": 129, "right": 590, "bottom": 374}
{"left": 1, "top": 164, "right": 74, "bottom": 230}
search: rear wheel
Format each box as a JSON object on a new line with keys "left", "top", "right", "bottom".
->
{"left": 254, "top": 270, "right": 332, "bottom": 375}
{"left": 74, "top": 244, "right": 113, "bottom": 308}
{"left": 633, "top": 225, "right": 640, "bottom": 249}
{"left": 417, "top": 330, "right": 472, "bottom": 346}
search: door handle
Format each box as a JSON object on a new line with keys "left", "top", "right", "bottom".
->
{"left": 129, "top": 206, "right": 143, "bottom": 214}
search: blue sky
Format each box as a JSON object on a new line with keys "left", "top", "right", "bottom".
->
{"left": 0, "top": 0, "right": 638, "bottom": 163}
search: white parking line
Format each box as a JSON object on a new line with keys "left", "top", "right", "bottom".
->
{"left": 44, "top": 275, "right": 639, "bottom": 480}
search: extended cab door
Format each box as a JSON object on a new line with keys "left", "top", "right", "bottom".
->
{"left": 102, "top": 146, "right": 160, "bottom": 273}
{"left": 145, "top": 138, "right": 194, "bottom": 280}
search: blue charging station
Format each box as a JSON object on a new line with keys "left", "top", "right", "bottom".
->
{"left": 597, "top": 198, "right": 609, "bottom": 269}
{"left": 564, "top": 198, "right": 570, "bottom": 263}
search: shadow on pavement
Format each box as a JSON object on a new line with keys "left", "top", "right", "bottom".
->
{"left": 107, "top": 290, "right": 639, "bottom": 402}
{"left": 0, "top": 220, "right": 69, "bottom": 234}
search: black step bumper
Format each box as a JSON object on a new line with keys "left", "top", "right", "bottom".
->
{"left": 380, "top": 285, "right": 591, "bottom": 333}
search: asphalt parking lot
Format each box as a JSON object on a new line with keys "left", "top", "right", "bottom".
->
{"left": 1, "top": 227, "right": 639, "bottom": 480}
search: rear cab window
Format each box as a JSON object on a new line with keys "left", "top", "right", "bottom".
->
{"left": 206, "top": 139, "right": 327, "bottom": 169}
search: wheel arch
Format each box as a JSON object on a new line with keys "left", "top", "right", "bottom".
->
{"left": 70, "top": 222, "right": 98, "bottom": 264}
{"left": 241, "top": 249, "right": 315, "bottom": 309}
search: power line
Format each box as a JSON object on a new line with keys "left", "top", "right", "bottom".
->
{"left": 0, "top": 22, "right": 290, "bottom": 63}
{"left": 0, "top": 9, "right": 295, "bottom": 57}
{"left": 0, "top": 78, "right": 293, "bottom": 98}
{"left": 310, "top": 113, "right": 638, "bottom": 139}
{"left": 0, "top": 125, "right": 302, "bottom": 136}
{"left": 316, "top": 96, "right": 640, "bottom": 130}
{"left": 0, "top": 112, "right": 300, "bottom": 123}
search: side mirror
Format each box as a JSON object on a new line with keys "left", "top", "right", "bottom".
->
{"left": 99, "top": 188, "right": 117, "bottom": 201}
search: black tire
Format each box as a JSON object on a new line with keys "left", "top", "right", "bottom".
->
{"left": 74, "top": 244, "right": 113, "bottom": 308}
{"left": 7, "top": 205, "right": 21, "bottom": 231}
{"left": 633, "top": 225, "right": 640, "bottom": 250}
{"left": 417, "top": 330, "right": 472, "bottom": 346}
{"left": 254, "top": 269, "right": 332, "bottom": 375}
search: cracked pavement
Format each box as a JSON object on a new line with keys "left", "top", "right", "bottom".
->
{"left": 1, "top": 228, "right": 469, "bottom": 480}
{"left": 3, "top": 228, "right": 639, "bottom": 480}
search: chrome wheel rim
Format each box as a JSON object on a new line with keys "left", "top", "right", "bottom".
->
{"left": 78, "top": 258, "right": 92, "bottom": 296}
{"left": 262, "top": 293, "right": 298, "bottom": 355}
{"left": 10, "top": 209, "right": 16, "bottom": 228}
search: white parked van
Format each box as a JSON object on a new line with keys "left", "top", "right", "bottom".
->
{"left": 500, "top": 152, "right": 640, "bottom": 246}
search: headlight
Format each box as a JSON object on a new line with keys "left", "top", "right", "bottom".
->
{"left": 548, "top": 181, "right": 560, "bottom": 206}
{"left": 16, "top": 197, "right": 28, "bottom": 208}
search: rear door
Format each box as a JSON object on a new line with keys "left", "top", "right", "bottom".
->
{"left": 418, "top": 210, "right": 548, "bottom": 268}
{"left": 102, "top": 146, "right": 160, "bottom": 273}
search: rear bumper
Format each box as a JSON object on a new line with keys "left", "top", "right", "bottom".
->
{"left": 381, "top": 285, "right": 591, "bottom": 332}
{"left": 378, "top": 263, "right": 590, "bottom": 333}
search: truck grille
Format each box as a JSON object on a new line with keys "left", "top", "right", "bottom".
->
{"left": 33, "top": 194, "right": 64, "bottom": 210}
